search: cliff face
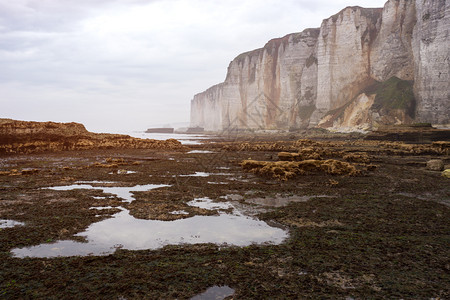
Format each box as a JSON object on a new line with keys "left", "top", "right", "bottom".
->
{"left": 191, "top": 0, "right": 449, "bottom": 132}
{"left": 413, "top": 0, "right": 450, "bottom": 124}
{"left": 191, "top": 29, "right": 320, "bottom": 131}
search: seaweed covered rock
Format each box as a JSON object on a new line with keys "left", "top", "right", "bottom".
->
{"left": 0, "top": 119, "right": 185, "bottom": 154}
{"left": 241, "top": 159, "right": 359, "bottom": 180}
{"left": 278, "top": 152, "right": 302, "bottom": 161}
{"left": 442, "top": 169, "right": 450, "bottom": 179}
{"left": 343, "top": 152, "right": 371, "bottom": 163}
{"left": 222, "top": 141, "right": 295, "bottom": 152}
{"left": 426, "top": 160, "right": 444, "bottom": 171}
{"left": 278, "top": 147, "right": 343, "bottom": 162}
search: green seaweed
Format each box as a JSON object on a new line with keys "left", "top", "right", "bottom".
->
{"left": 368, "top": 76, "right": 416, "bottom": 118}
{"left": 298, "top": 104, "right": 316, "bottom": 120}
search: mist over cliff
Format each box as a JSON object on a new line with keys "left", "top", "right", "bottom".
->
{"left": 190, "top": 0, "right": 449, "bottom": 132}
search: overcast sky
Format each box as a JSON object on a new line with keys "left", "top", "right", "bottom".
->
{"left": 1, "top": 0, "right": 388, "bottom": 133}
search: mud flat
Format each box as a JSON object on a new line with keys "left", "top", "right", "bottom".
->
{"left": 0, "top": 128, "right": 449, "bottom": 298}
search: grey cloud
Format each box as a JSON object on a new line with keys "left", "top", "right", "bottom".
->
{"left": 0, "top": 0, "right": 388, "bottom": 132}
{"left": 0, "top": 0, "right": 162, "bottom": 32}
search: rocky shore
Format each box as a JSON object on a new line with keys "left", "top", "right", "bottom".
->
{"left": 0, "top": 119, "right": 184, "bottom": 154}
{"left": 0, "top": 120, "right": 449, "bottom": 298}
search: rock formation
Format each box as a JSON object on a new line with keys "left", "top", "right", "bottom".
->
{"left": 190, "top": 0, "right": 449, "bottom": 132}
{"left": 0, "top": 119, "right": 184, "bottom": 154}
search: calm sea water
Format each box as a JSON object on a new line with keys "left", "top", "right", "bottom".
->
{"left": 121, "top": 132, "right": 212, "bottom": 145}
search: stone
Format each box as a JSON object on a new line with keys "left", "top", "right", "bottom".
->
{"left": 426, "top": 159, "right": 444, "bottom": 171}
{"left": 442, "top": 169, "right": 450, "bottom": 178}
{"left": 278, "top": 152, "right": 300, "bottom": 161}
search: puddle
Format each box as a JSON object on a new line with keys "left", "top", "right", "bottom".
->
{"left": 90, "top": 206, "right": 115, "bottom": 210}
{"left": 77, "top": 181, "right": 116, "bottom": 184}
{"left": 187, "top": 150, "right": 216, "bottom": 154}
{"left": 226, "top": 177, "right": 250, "bottom": 183}
{"left": 191, "top": 286, "right": 235, "bottom": 300}
{"left": 13, "top": 207, "right": 287, "bottom": 258}
{"left": 179, "top": 172, "right": 232, "bottom": 178}
{"left": 221, "top": 194, "right": 244, "bottom": 201}
{"left": 245, "top": 195, "right": 332, "bottom": 207}
{"left": 46, "top": 182, "right": 170, "bottom": 203}
{"left": 179, "top": 172, "right": 210, "bottom": 177}
{"left": 109, "top": 170, "right": 137, "bottom": 175}
{"left": 12, "top": 186, "right": 288, "bottom": 258}
{"left": 183, "top": 141, "right": 202, "bottom": 145}
{"left": 188, "top": 197, "right": 234, "bottom": 210}
{"left": 0, "top": 219, "right": 25, "bottom": 228}
{"left": 170, "top": 210, "right": 189, "bottom": 215}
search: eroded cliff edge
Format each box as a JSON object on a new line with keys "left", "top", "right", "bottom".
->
{"left": 190, "top": 0, "right": 449, "bottom": 132}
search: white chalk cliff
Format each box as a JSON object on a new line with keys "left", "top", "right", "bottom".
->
{"left": 190, "top": 0, "right": 450, "bottom": 132}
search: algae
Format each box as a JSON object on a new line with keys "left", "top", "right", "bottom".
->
{"left": 241, "top": 159, "right": 359, "bottom": 180}
{"left": 369, "top": 76, "right": 416, "bottom": 118}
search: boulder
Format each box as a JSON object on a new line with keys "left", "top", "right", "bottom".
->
{"left": 442, "top": 169, "right": 450, "bottom": 179}
{"left": 426, "top": 159, "right": 444, "bottom": 171}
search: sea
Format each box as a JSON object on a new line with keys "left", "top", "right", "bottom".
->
{"left": 120, "top": 131, "right": 212, "bottom": 145}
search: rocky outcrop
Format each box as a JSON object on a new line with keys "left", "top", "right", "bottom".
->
{"left": 0, "top": 119, "right": 184, "bottom": 154}
{"left": 320, "top": 76, "right": 417, "bottom": 131}
{"left": 241, "top": 159, "right": 360, "bottom": 181}
{"left": 191, "top": 0, "right": 449, "bottom": 132}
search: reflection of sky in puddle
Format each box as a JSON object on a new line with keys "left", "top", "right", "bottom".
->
{"left": 179, "top": 172, "right": 210, "bottom": 177}
{"left": 188, "top": 197, "right": 234, "bottom": 210}
{"left": 170, "top": 210, "right": 189, "bottom": 215}
{"left": 13, "top": 184, "right": 288, "bottom": 258}
{"left": 226, "top": 177, "right": 250, "bottom": 183}
{"left": 90, "top": 206, "right": 114, "bottom": 210}
{"left": 108, "top": 170, "right": 137, "bottom": 175}
{"left": 46, "top": 182, "right": 169, "bottom": 203}
{"left": 0, "top": 219, "right": 25, "bottom": 228}
{"left": 179, "top": 172, "right": 232, "bottom": 178}
{"left": 191, "top": 286, "right": 235, "bottom": 300}
{"left": 187, "top": 150, "right": 216, "bottom": 154}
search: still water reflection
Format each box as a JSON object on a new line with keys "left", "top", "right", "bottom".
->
{"left": 12, "top": 182, "right": 288, "bottom": 258}
{"left": 47, "top": 182, "right": 169, "bottom": 203}
{"left": 0, "top": 219, "right": 25, "bottom": 228}
{"left": 190, "top": 286, "right": 235, "bottom": 300}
